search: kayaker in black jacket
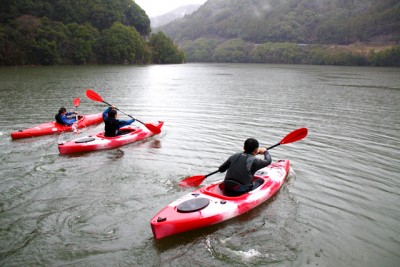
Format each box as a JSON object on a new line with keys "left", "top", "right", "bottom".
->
{"left": 102, "top": 106, "right": 135, "bottom": 137}
{"left": 218, "top": 138, "right": 272, "bottom": 196}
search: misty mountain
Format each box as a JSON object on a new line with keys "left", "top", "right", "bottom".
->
{"left": 150, "top": 4, "right": 201, "bottom": 28}
{"left": 158, "top": 0, "right": 400, "bottom": 45}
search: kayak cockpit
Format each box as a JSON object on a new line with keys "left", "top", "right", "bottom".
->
{"left": 54, "top": 115, "right": 84, "bottom": 126}
{"left": 199, "top": 178, "right": 267, "bottom": 200}
{"left": 96, "top": 127, "right": 140, "bottom": 138}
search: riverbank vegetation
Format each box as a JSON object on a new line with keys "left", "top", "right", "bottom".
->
{"left": 181, "top": 39, "right": 400, "bottom": 66}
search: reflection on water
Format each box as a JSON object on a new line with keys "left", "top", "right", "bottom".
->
{"left": 0, "top": 64, "right": 399, "bottom": 266}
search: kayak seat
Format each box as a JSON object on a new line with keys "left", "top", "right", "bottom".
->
{"left": 222, "top": 178, "right": 265, "bottom": 197}
{"left": 222, "top": 180, "right": 252, "bottom": 197}
{"left": 224, "top": 180, "right": 242, "bottom": 190}
{"left": 201, "top": 183, "right": 245, "bottom": 199}
{"left": 201, "top": 179, "right": 265, "bottom": 199}
{"left": 250, "top": 178, "right": 264, "bottom": 191}
{"left": 118, "top": 130, "right": 131, "bottom": 135}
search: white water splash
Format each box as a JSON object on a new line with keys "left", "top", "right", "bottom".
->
{"left": 234, "top": 248, "right": 262, "bottom": 259}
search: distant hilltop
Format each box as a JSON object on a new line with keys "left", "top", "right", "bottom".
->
{"left": 150, "top": 5, "right": 201, "bottom": 28}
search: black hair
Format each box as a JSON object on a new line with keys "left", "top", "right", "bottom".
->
{"left": 244, "top": 138, "right": 259, "bottom": 153}
{"left": 58, "top": 107, "right": 67, "bottom": 114}
{"left": 108, "top": 109, "right": 117, "bottom": 118}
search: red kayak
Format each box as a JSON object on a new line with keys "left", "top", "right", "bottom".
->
{"left": 150, "top": 159, "right": 290, "bottom": 240}
{"left": 11, "top": 113, "right": 103, "bottom": 139}
{"left": 58, "top": 121, "right": 164, "bottom": 154}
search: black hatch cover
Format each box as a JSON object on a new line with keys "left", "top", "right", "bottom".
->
{"left": 177, "top": 197, "right": 210, "bottom": 213}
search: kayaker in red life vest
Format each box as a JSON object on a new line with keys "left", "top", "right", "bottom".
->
{"left": 102, "top": 106, "right": 135, "bottom": 137}
{"left": 218, "top": 138, "right": 272, "bottom": 196}
{"left": 55, "top": 107, "right": 78, "bottom": 126}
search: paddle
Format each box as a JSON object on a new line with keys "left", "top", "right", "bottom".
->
{"left": 73, "top": 97, "right": 81, "bottom": 109}
{"left": 73, "top": 97, "right": 80, "bottom": 119}
{"left": 72, "top": 97, "right": 81, "bottom": 133}
{"left": 178, "top": 127, "right": 308, "bottom": 187}
{"left": 85, "top": 89, "right": 161, "bottom": 134}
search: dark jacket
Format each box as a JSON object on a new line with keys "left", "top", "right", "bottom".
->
{"left": 219, "top": 151, "right": 272, "bottom": 195}
{"left": 102, "top": 107, "right": 134, "bottom": 137}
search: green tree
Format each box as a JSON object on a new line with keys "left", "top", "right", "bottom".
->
{"left": 307, "top": 46, "right": 368, "bottom": 66}
{"left": 65, "top": 23, "right": 99, "bottom": 64}
{"left": 123, "top": 1, "right": 151, "bottom": 36}
{"left": 181, "top": 38, "right": 220, "bottom": 62}
{"left": 149, "top": 32, "right": 185, "bottom": 64}
{"left": 0, "top": 24, "right": 27, "bottom": 65}
{"left": 100, "top": 22, "right": 149, "bottom": 64}
{"left": 34, "top": 17, "right": 69, "bottom": 65}
{"left": 250, "top": 42, "right": 301, "bottom": 63}
{"left": 4, "top": 15, "right": 41, "bottom": 65}
{"left": 369, "top": 46, "right": 400, "bottom": 66}
{"left": 212, "top": 39, "right": 250, "bottom": 63}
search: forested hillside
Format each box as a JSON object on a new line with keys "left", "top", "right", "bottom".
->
{"left": 0, "top": 0, "right": 185, "bottom": 65}
{"left": 160, "top": 0, "right": 399, "bottom": 44}
{"left": 1, "top": 0, "right": 150, "bottom": 35}
{"left": 158, "top": 0, "right": 400, "bottom": 66}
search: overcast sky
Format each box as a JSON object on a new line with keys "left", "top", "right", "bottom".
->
{"left": 135, "top": 0, "right": 208, "bottom": 17}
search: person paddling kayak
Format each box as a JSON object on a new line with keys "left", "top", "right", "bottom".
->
{"left": 218, "top": 138, "right": 272, "bottom": 196}
{"left": 102, "top": 106, "right": 135, "bottom": 137}
{"left": 55, "top": 107, "right": 78, "bottom": 126}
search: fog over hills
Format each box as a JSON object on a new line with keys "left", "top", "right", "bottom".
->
{"left": 157, "top": 0, "right": 400, "bottom": 45}
{"left": 151, "top": 0, "right": 399, "bottom": 66}
{"left": 150, "top": 4, "right": 201, "bottom": 28}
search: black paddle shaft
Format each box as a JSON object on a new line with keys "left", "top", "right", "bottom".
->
{"left": 102, "top": 100, "right": 135, "bottom": 120}
{"left": 266, "top": 142, "right": 280, "bottom": 150}
{"left": 205, "top": 170, "right": 219, "bottom": 178}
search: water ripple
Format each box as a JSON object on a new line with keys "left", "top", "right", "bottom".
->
{"left": 0, "top": 64, "right": 399, "bottom": 266}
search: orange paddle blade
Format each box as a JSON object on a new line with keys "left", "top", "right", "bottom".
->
{"left": 280, "top": 127, "right": 308, "bottom": 144}
{"left": 178, "top": 175, "right": 206, "bottom": 187}
{"left": 86, "top": 89, "right": 104, "bottom": 102}
{"left": 178, "top": 170, "right": 219, "bottom": 187}
{"left": 144, "top": 123, "right": 161, "bottom": 134}
{"left": 73, "top": 97, "right": 81, "bottom": 107}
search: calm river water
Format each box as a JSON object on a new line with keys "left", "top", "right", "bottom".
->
{"left": 0, "top": 64, "right": 399, "bottom": 267}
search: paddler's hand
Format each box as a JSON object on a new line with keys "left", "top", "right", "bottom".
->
{"left": 258, "top": 147, "right": 266, "bottom": 155}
